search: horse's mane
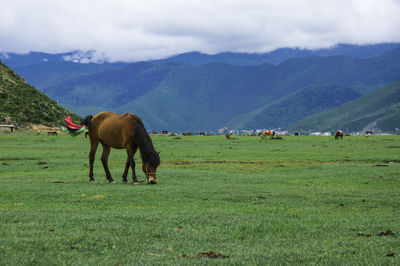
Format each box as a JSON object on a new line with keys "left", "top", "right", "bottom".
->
{"left": 133, "top": 116, "right": 160, "bottom": 168}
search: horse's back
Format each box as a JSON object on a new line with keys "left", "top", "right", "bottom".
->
{"left": 92, "top": 112, "right": 141, "bottom": 149}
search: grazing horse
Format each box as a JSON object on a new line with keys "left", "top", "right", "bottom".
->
{"left": 259, "top": 130, "right": 275, "bottom": 140}
{"left": 335, "top": 130, "right": 344, "bottom": 139}
{"left": 82, "top": 112, "right": 160, "bottom": 184}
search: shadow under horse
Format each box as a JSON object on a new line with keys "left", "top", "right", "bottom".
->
{"left": 82, "top": 112, "right": 160, "bottom": 184}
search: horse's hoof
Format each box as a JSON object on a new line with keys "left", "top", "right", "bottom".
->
{"left": 89, "top": 180, "right": 95, "bottom": 183}
{"left": 132, "top": 181, "right": 139, "bottom": 185}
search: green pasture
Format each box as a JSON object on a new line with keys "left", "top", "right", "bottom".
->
{"left": 0, "top": 131, "right": 399, "bottom": 265}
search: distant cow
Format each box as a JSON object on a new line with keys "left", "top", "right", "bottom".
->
{"left": 335, "top": 130, "right": 344, "bottom": 139}
{"left": 199, "top": 132, "right": 206, "bottom": 136}
{"left": 47, "top": 131, "right": 57, "bottom": 136}
{"left": 259, "top": 130, "right": 275, "bottom": 140}
{"left": 182, "top": 132, "right": 192, "bottom": 136}
{"left": 294, "top": 132, "right": 299, "bottom": 136}
{"left": 225, "top": 132, "right": 233, "bottom": 139}
{"left": 161, "top": 130, "right": 168, "bottom": 135}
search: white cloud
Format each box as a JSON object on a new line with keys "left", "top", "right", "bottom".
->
{"left": 1, "top": 0, "right": 400, "bottom": 62}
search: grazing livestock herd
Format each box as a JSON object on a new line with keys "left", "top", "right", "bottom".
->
{"left": 2, "top": 109, "right": 391, "bottom": 188}
{"left": 16, "top": 125, "right": 379, "bottom": 140}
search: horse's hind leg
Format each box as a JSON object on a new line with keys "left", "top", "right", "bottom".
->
{"left": 89, "top": 140, "right": 99, "bottom": 182}
{"left": 101, "top": 144, "right": 114, "bottom": 183}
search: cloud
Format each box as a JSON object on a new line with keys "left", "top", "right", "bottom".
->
{"left": 1, "top": 0, "right": 400, "bottom": 62}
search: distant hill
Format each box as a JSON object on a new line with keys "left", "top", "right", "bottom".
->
{"left": 2, "top": 43, "right": 400, "bottom": 132}
{"left": 158, "top": 43, "right": 400, "bottom": 65}
{"left": 3, "top": 43, "right": 399, "bottom": 69}
{"left": 0, "top": 60, "right": 80, "bottom": 127}
{"left": 226, "top": 84, "right": 362, "bottom": 129}
{"left": 42, "top": 62, "right": 179, "bottom": 116}
{"left": 289, "top": 80, "right": 400, "bottom": 133}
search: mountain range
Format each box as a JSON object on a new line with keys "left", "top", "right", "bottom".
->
{"left": 1, "top": 43, "right": 400, "bottom": 132}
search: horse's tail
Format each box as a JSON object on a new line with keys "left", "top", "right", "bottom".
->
{"left": 82, "top": 115, "right": 94, "bottom": 128}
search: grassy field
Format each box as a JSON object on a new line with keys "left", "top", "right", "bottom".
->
{"left": 0, "top": 131, "right": 399, "bottom": 265}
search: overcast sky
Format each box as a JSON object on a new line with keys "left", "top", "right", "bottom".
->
{"left": 1, "top": 0, "right": 400, "bottom": 62}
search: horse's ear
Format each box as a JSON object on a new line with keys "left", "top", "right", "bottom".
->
{"left": 157, "top": 151, "right": 161, "bottom": 154}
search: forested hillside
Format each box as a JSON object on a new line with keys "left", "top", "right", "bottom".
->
{"left": 0, "top": 61, "right": 80, "bottom": 127}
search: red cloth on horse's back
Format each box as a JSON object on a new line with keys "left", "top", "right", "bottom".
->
{"left": 65, "top": 116, "right": 85, "bottom": 129}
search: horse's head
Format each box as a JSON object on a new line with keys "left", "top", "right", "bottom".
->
{"left": 142, "top": 151, "right": 161, "bottom": 184}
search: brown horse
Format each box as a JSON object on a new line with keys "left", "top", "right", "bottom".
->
{"left": 82, "top": 112, "right": 160, "bottom": 184}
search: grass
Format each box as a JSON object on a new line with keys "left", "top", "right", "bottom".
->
{"left": 0, "top": 131, "right": 399, "bottom": 265}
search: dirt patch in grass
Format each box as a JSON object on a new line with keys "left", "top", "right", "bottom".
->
{"left": 178, "top": 251, "right": 229, "bottom": 259}
{"left": 357, "top": 230, "right": 395, "bottom": 237}
{"left": 377, "top": 230, "right": 395, "bottom": 236}
{"left": 197, "top": 251, "right": 229, "bottom": 259}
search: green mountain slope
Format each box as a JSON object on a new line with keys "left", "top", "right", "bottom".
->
{"left": 116, "top": 63, "right": 289, "bottom": 131}
{"left": 112, "top": 48, "right": 400, "bottom": 131}
{"left": 0, "top": 61, "right": 80, "bottom": 126}
{"left": 226, "top": 84, "right": 362, "bottom": 129}
{"left": 14, "top": 62, "right": 122, "bottom": 89}
{"left": 43, "top": 62, "right": 178, "bottom": 116}
{"left": 289, "top": 80, "right": 400, "bottom": 133}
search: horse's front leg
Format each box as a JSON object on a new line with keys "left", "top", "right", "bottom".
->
{"left": 100, "top": 144, "right": 114, "bottom": 183}
{"left": 122, "top": 156, "right": 130, "bottom": 183}
{"left": 89, "top": 141, "right": 99, "bottom": 182}
{"left": 130, "top": 157, "right": 138, "bottom": 183}
{"left": 122, "top": 152, "right": 134, "bottom": 183}
{"left": 125, "top": 147, "right": 138, "bottom": 183}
